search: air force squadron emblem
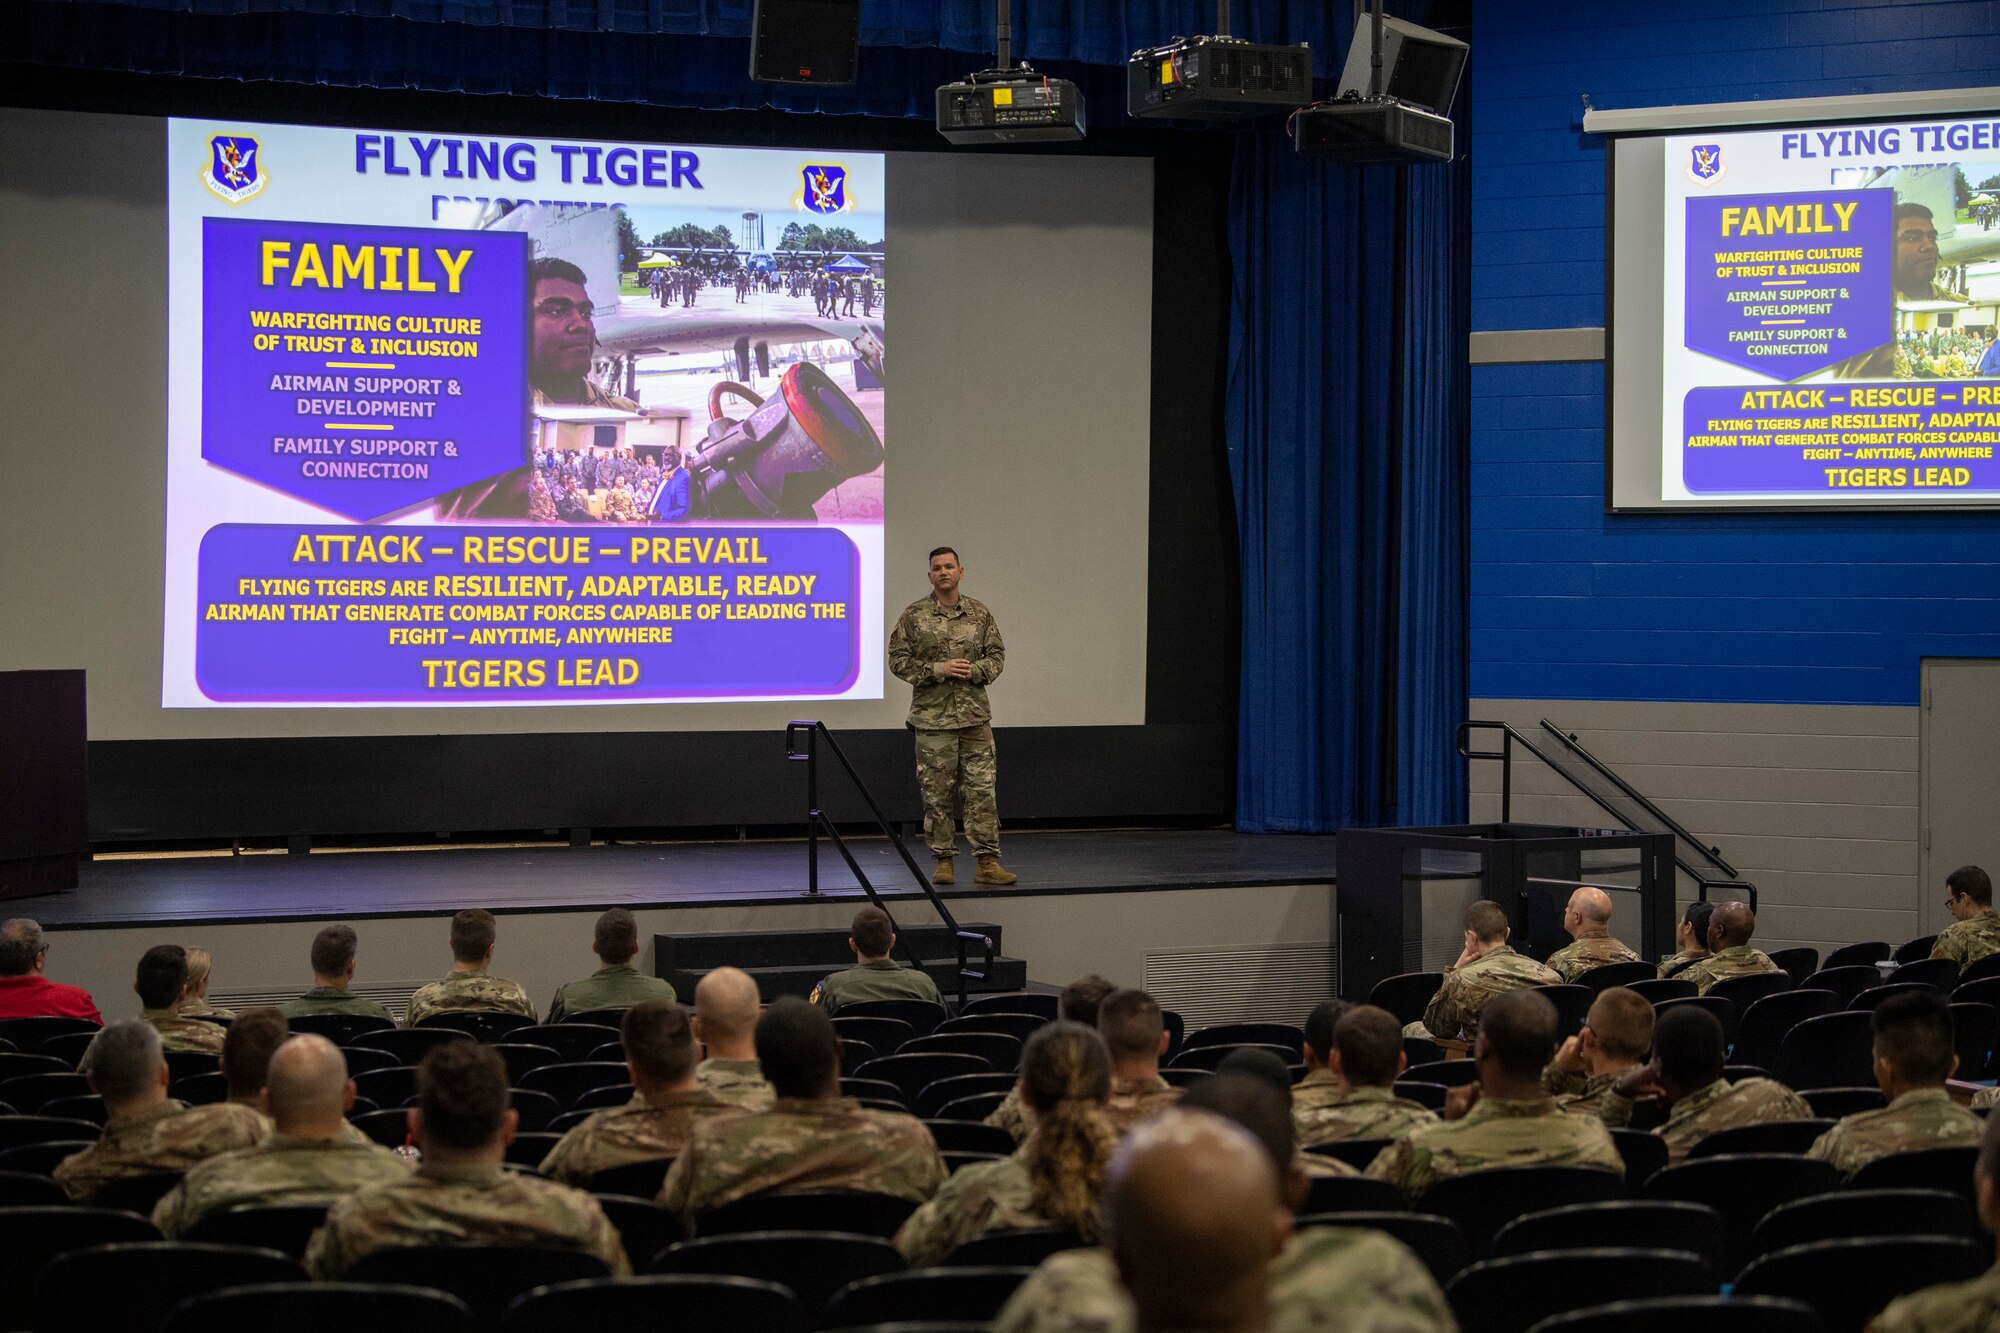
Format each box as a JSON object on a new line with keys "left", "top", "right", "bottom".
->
{"left": 203, "top": 135, "right": 267, "bottom": 205}
{"left": 797, "top": 164, "right": 849, "bottom": 215}
{"left": 1686, "top": 143, "right": 1726, "bottom": 187}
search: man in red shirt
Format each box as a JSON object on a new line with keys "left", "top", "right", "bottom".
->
{"left": 0, "top": 919, "right": 102, "bottom": 1023}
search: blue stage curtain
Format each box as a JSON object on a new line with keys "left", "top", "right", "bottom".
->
{"left": 1224, "top": 126, "right": 1468, "bottom": 832}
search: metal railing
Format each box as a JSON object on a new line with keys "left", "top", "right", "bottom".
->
{"left": 1458, "top": 718, "right": 1758, "bottom": 911}
{"left": 784, "top": 720, "right": 996, "bottom": 1004}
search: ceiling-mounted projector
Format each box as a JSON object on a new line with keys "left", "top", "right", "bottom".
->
{"left": 1126, "top": 0, "right": 1311, "bottom": 122}
{"left": 937, "top": 0, "right": 1085, "bottom": 144}
{"left": 1294, "top": 4, "right": 1466, "bottom": 164}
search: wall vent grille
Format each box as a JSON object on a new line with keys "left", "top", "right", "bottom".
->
{"left": 1143, "top": 942, "right": 1337, "bottom": 1030}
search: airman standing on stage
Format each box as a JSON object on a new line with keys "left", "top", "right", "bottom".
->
{"left": 403, "top": 909, "right": 535, "bottom": 1027}
{"left": 888, "top": 546, "right": 1016, "bottom": 887}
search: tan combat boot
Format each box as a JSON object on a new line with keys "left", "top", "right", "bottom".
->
{"left": 932, "top": 857, "right": 955, "bottom": 885}
{"left": 974, "top": 855, "right": 1018, "bottom": 886}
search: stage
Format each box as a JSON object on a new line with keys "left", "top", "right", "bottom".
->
{"left": 14, "top": 830, "right": 1348, "bottom": 1030}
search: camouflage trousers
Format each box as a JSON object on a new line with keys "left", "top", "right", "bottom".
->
{"left": 914, "top": 724, "right": 998, "bottom": 858}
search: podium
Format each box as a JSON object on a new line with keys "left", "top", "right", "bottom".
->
{"left": 0, "top": 670, "right": 88, "bottom": 898}
{"left": 1336, "top": 823, "right": 1675, "bottom": 1001}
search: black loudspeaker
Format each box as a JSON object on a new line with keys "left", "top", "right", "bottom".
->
{"left": 749, "top": 0, "right": 862, "bottom": 86}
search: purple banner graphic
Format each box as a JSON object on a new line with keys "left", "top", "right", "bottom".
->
{"left": 1684, "top": 190, "right": 1892, "bottom": 378}
{"left": 1682, "top": 383, "right": 2000, "bottom": 494}
{"left": 201, "top": 218, "right": 529, "bottom": 521}
{"left": 194, "top": 524, "right": 861, "bottom": 702}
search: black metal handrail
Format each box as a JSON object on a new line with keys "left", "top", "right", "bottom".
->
{"left": 784, "top": 720, "right": 996, "bottom": 1005}
{"left": 1457, "top": 719, "right": 1757, "bottom": 911}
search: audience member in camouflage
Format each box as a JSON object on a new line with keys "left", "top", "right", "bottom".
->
{"left": 131, "top": 943, "right": 227, "bottom": 1054}
{"left": 897, "top": 1022, "right": 1115, "bottom": 1267}
{"left": 692, "top": 968, "right": 776, "bottom": 1112}
{"left": 1602, "top": 1003, "right": 1809, "bottom": 1160}
{"left": 153, "top": 1034, "right": 408, "bottom": 1236}
{"left": 1368, "top": 989, "right": 1623, "bottom": 1203}
{"left": 540, "top": 1000, "right": 741, "bottom": 1186}
{"left": 305, "top": 1041, "right": 630, "bottom": 1278}
{"left": 1655, "top": 902, "right": 1715, "bottom": 979}
{"left": 545, "top": 908, "right": 677, "bottom": 1024}
{"left": 1294, "top": 1003, "right": 1437, "bottom": 1147}
{"left": 659, "top": 998, "right": 944, "bottom": 1229}
{"left": 1097, "top": 989, "right": 1183, "bottom": 1136}
{"left": 1542, "top": 988, "right": 1655, "bottom": 1122}
{"left": 278, "top": 925, "right": 395, "bottom": 1022}
{"left": 888, "top": 547, "right": 1015, "bottom": 885}
{"left": 1676, "top": 901, "right": 1782, "bottom": 995}
{"left": 1933, "top": 866, "right": 2000, "bottom": 971}
{"left": 809, "top": 906, "right": 943, "bottom": 1014}
{"left": 1543, "top": 888, "right": 1643, "bottom": 982}
{"left": 987, "top": 976, "right": 1117, "bottom": 1145}
{"left": 1808, "top": 989, "right": 1982, "bottom": 1177}
{"left": 1867, "top": 1113, "right": 2000, "bottom": 1333}
{"left": 1410, "top": 900, "right": 1561, "bottom": 1042}
{"left": 178, "top": 948, "right": 236, "bottom": 1021}
{"left": 402, "top": 908, "right": 535, "bottom": 1027}
{"left": 54, "top": 1020, "right": 265, "bottom": 1202}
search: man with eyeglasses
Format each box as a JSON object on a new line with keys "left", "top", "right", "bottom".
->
{"left": 1932, "top": 866, "right": 2000, "bottom": 970}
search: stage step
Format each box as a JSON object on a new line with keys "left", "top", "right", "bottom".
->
{"left": 655, "top": 920, "right": 1024, "bottom": 1001}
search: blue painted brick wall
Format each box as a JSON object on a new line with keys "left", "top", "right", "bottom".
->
{"left": 1470, "top": 0, "right": 2000, "bottom": 705}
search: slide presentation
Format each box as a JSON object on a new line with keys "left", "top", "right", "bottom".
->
{"left": 1618, "top": 111, "right": 2000, "bottom": 510}
{"left": 165, "top": 118, "right": 888, "bottom": 707}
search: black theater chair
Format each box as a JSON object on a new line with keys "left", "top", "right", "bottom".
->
{"left": 938, "top": 1012, "right": 1047, "bottom": 1043}
{"left": 1749, "top": 1188, "right": 1977, "bottom": 1261}
{"left": 649, "top": 1230, "right": 905, "bottom": 1316}
{"left": 1578, "top": 960, "right": 1656, "bottom": 993}
{"left": 960, "top": 993, "right": 1059, "bottom": 1022}
{"left": 510, "top": 1025, "right": 617, "bottom": 1062}
{"left": 831, "top": 1016, "right": 915, "bottom": 1058}
{"left": 1848, "top": 1144, "right": 1981, "bottom": 1199}
{"left": 418, "top": 1012, "right": 538, "bottom": 1042}
{"left": 589, "top": 1192, "right": 682, "bottom": 1264}
{"left": 1732, "top": 990, "right": 1839, "bottom": 1072}
{"left": 284, "top": 1013, "right": 396, "bottom": 1045}
{"left": 0, "top": 1019, "right": 100, "bottom": 1056}
{"left": 1445, "top": 1248, "right": 1714, "bottom": 1333}
{"left": 1687, "top": 1119, "right": 1835, "bottom": 1158}
{"left": 1641, "top": 1153, "right": 1842, "bottom": 1273}
{"left": 34, "top": 1240, "right": 303, "bottom": 1333}
{"left": 834, "top": 999, "right": 947, "bottom": 1038}
{"left": 941, "top": 1225, "right": 1085, "bottom": 1268}
{"left": 1489, "top": 1199, "right": 1726, "bottom": 1272}
{"left": 1627, "top": 977, "right": 1698, "bottom": 1005}
{"left": 821, "top": 1267, "right": 1032, "bottom": 1328}
{"left": 700, "top": 1188, "right": 919, "bottom": 1239}
{"left": 498, "top": 1275, "right": 801, "bottom": 1333}
{"left": 1369, "top": 973, "right": 1444, "bottom": 1030}
{"left": 517, "top": 1061, "right": 632, "bottom": 1110}
{"left": 348, "top": 1028, "right": 468, "bottom": 1065}
{"left": 161, "top": 1281, "right": 475, "bottom": 1333}
{"left": 1297, "top": 1210, "right": 1468, "bottom": 1285}
{"left": 1774, "top": 1011, "right": 1876, "bottom": 1089}
{"left": 1799, "top": 967, "right": 1882, "bottom": 1009}
{"left": 1733, "top": 1235, "right": 1986, "bottom": 1333}
{"left": 912, "top": 1072, "right": 1015, "bottom": 1120}
{"left": 1767, "top": 948, "right": 1822, "bottom": 990}
{"left": 1707, "top": 971, "right": 1794, "bottom": 1014}
{"left": 1528, "top": 1295, "right": 1824, "bottom": 1333}
{"left": 349, "top": 1246, "right": 611, "bottom": 1324}
{"left": 1421, "top": 1165, "right": 1623, "bottom": 1257}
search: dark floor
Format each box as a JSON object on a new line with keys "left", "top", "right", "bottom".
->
{"left": 16, "top": 828, "right": 1344, "bottom": 930}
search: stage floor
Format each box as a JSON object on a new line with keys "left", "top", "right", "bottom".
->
{"left": 19, "top": 828, "right": 1341, "bottom": 930}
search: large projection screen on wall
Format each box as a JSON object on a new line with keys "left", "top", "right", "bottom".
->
{"left": 1609, "top": 106, "right": 2000, "bottom": 512}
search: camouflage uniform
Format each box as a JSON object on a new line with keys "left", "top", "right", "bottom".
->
{"left": 658, "top": 1096, "right": 945, "bottom": 1228}
{"left": 538, "top": 1089, "right": 741, "bottom": 1187}
{"left": 1106, "top": 1076, "right": 1182, "bottom": 1136}
{"left": 1292, "top": 1072, "right": 1438, "bottom": 1147}
{"left": 1677, "top": 944, "right": 1783, "bottom": 996}
{"left": 809, "top": 958, "right": 942, "bottom": 1014}
{"left": 1934, "top": 909, "right": 2000, "bottom": 970}
{"left": 893, "top": 1149, "right": 1059, "bottom": 1268}
{"left": 1605, "top": 1075, "right": 1810, "bottom": 1162}
{"left": 1543, "top": 931, "right": 1643, "bottom": 983}
{"left": 1806, "top": 1087, "right": 1983, "bottom": 1177}
{"left": 991, "top": 1225, "right": 1457, "bottom": 1333}
{"left": 52, "top": 1100, "right": 267, "bottom": 1202}
{"left": 888, "top": 594, "right": 1005, "bottom": 858}
{"left": 1411, "top": 946, "right": 1562, "bottom": 1042}
{"left": 1541, "top": 1064, "right": 1633, "bottom": 1121}
{"left": 141, "top": 1007, "right": 227, "bottom": 1055}
{"left": 695, "top": 1058, "right": 775, "bottom": 1113}
{"left": 305, "top": 1161, "right": 631, "bottom": 1279}
{"left": 151, "top": 1131, "right": 412, "bottom": 1237}
{"left": 1868, "top": 1262, "right": 2000, "bottom": 1333}
{"left": 1656, "top": 949, "right": 1709, "bottom": 979}
{"left": 278, "top": 986, "right": 394, "bottom": 1022}
{"left": 179, "top": 998, "right": 237, "bottom": 1021}
{"left": 545, "top": 965, "right": 676, "bottom": 1025}
{"left": 402, "top": 968, "right": 536, "bottom": 1028}
{"left": 1363, "top": 1095, "right": 1624, "bottom": 1204}
{"left": 986, "top": 1086, "right": 1033, "bottom": 1145}
{"left": 1974, "top": 1086, "right": 1999, "bottom": 1112}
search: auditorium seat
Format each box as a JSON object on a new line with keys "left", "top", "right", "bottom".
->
{"left": 38, "top": 1033, "right": 98, "bottom": 1070}
{"left": 941, "top": 1225, "right": 1085, "bottom": 1268}
{"left": 1848, "top": 1145, "right": 1981, "bottom": 1199}
{"left": 1641, "top": 1153, "right": 1842, "bottom": 1272}
{"left": 1775, "top": 1011, "right": 1876, "bottom": 1089}
{"left": 1732, "top": 1235, "right": 1985, "bottom": 1333}
{"left": 498, "top": 1274, "right": 802, "bottom": 1333}
{"left": 489, "top": 1043, "right": 563, "bottom": 1083}
{"left": 587, "top": 1040, "right": 630, "bottom": 1064}
{"left": 1183, "top": 1022, "right": 1307, "bottom": 1052}
{"left": 1167, "top": 1042, "right": 1293, "bottom": 1072}
{"left": 1158, "top": 1068, "right": 1213, "bottom": 1090}
{"left": 1300, "top": 1174, "right": 1406, "bottom": 1215}
{"left": 1539, "top": 985, "right": 1594, "bottom": 1038}
{"left": 700, "top": 1189, "right": 918, "bottom": 1239}
{"left": 1959, "top": 954, "right": 2000, "bottom": 987}
{"left": 853, "top": 1053, "right": 986, "bottom": 1105}
{"left": 1889, "top": 957, "right": 1958, "bottom": 993}
{"left": 1750, "top": 1188, "right": 1976, "bottom": 1261}
{"left": 566, "top": 1081, "right": 635, "bottom": 1113}
{"left": 960, "top": 993, "right": 1059, "bottom": 1022}
{"left": 284, "top": 1013, "right": 396, "bottom": 1045}
{"left": 509, "top": 1025, "right": 615, "bottom": 1062}
{"left": 35, "top": 1240, "right": 303, "bottom": 1333}
{"left": 840, "top": 1077, "right": 907, "bottom": 1109}
{"left": 1527, "top": 1294, "right": 1824, "bottom": 1333}
{"left": 1767, "top": 948, "right": 1822, "bottom": 990}
{"left": 1627, "top": 978, "right": 1697, "bottom": 1005}
{"left": 502, "top": 1087, "right": 559, "bottom": 1133}
{"left": 1577, "top": 960, "right": 1656, "bottom": 993}
{"left": 0, "top": 1072, "right": 88, "bottom": 1114}
{"left": 0, "top": 1140, "right": 93, "bottom": 1175}
{"left": 1421, "top": 1164, "right": 1623, "bottom": 1257}
{"left": 1368, "top": 973, "right": 1444, "bottom": 1030}
{"left": 942, "top": 1150, "right": 1001, "bottom": 1175}
{"left": 900, "top": 1031, "right": 1022, "bottom": 1071}
{"left": 518, "top": 1061, "right": 631, "bottom": 1110}
{"left": 504, "top": 1132, "right": 563, "bottom": 1167}
{"left": 0, "top": 1018, "right": 99, "bottom": 1055}
{"left": 1446, "top": 1247, "right": 1714, "bottom": 1333}
{"left": 1801, "top": 1087, "right": 1886, "bottom": 1119}
{"left": 1610, "top": 1129, "right": 1670, "bottom": 1190}
{"left": 417, "top": 1012, "right": 537, "bottom": 1042}
{"left": 0, "top": 1205, "right": 159, "bottom": 1283}
{"left": 1824, "top": 942, "right": 1892, "bottom": 970}
{"left": 587, "top": 1157, "right": 675, "bottom": 1199}
{"left": 1392, "top": 1080, "right": 1448, "bottom": 1111}
{"left": 1297, "top": 1210, "right": 1467, "bottom": 1285}
{"left": 347, "top": 1028, "right": 468, "bottom": 1065}
{"left": 923, "top": 1120, "right": 1014, "bottom": 1156}
{"left": 912, "top": 1072, "right": 1014, "bottom": 1120}
{"left": 1403, "top": 1036, "right": 1444, "bottom": 1067}
{"left": 840, "top": 1039, "right": 879, "bottom": 1071}
{"left": 349, "top": 1245, "right": 611, "bottom": 1323}
{"left": 0, "top": 1169, "right": 66, "bottom": 1206}
{"left": 1654, "top": 995, "right": 1739, "bottom": 1046}
{"left": 937, "top": 1012, "right": 1046, "bottom": 1043}
{"left": 352, "top": 1066, "right": 419, "bottom": 1109}
{"left": 170, "top": 1072, "right": 230, "bottom": 1106}
{"left": 831, "top": 1016, "right": 914, "bottom": 1058}
{"left": 163, "top": 1051, "right": 219, "bottom": 1084}
{"left": 650, "top": 1230, "right": 905, "bottom": 1314}
{"left": 590, "top": 1192, "right": 682, "bottom": 1266}
{"left": 834, "top": 999, "right": 946, "bottom": 1037}
{"left": 824, "top": 1266, "right": 1031, "bottom": 1327}
{"left": 1800, "top": 968, "right": 1882, "bottom": 1009}
{"left": 1306, "top": 1137, "right": 1393, "bottom": 1172}
{"left": 1489, "top": 1199, "right": 1726, "bottom": 1272}
{"left": 1952, "top": 1002, "right": 1998, "bottom": 1079}
{"left": 1892, "top": 936, "right": 1940, "bottom": 966}
{"left": 1687, "top": 1119, "right": 1835, "bottom": 1158}
{"left": 0, "top": 1052, "right": 70, "bottom": 1086}
{"left": 163, "top": 1281, "right": 476, "bottom": 1333}
{"left": 1724, "top": 1064, "right": 1776, "bottom": 1082}
{"left": 1414, "top": 1059, "right": 1479, "bottom": 1089}
{"left": 562, "top": 1009, "right": 634, "bottom": 1029}
{"left": 185, "top": 1203, "right": 336, "bottom": 1258}
{"left": 1850, "top": 982, "right": 1937, "bottom": 1013}
{"left": 1708, "top": 971, "right": 1795, "bottom": 1013}
{"left": 336, "top": 1046, "right": 401, "bottom": 1077}
{"left": 92, "top": 1169, "right": 186, "bottom": 1216}
{"left": 1732, "top": 990, "right": 1839, "bottom": 1071}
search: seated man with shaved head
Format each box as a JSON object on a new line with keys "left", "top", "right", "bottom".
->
{"left": 993, "top": 1077, "right": 1453, "bottom": 1333}
{"left": 152, "top": 1033, "right": 409, "bottom": 1236}
{"left": 1409, "top": 900, "right": 1561, "bottom": 1043}
{"left": 1368, "top": 988, "right": 1624, "bottom": 1203}
{"left": 1544, "top": 887, "right": 1642, "bottom": 982}
{"left": 1543, "top": 987, "right": 1655, "bottom": 1120}
{"left": 692, "top": 966, "right": 775, "bottom": 1112}
{"left": 1605, "top": 1004, "right": 1809, "bottom": 1161}
{"left": 1676, "top": 901, "right": 1782, "bottom": 995}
